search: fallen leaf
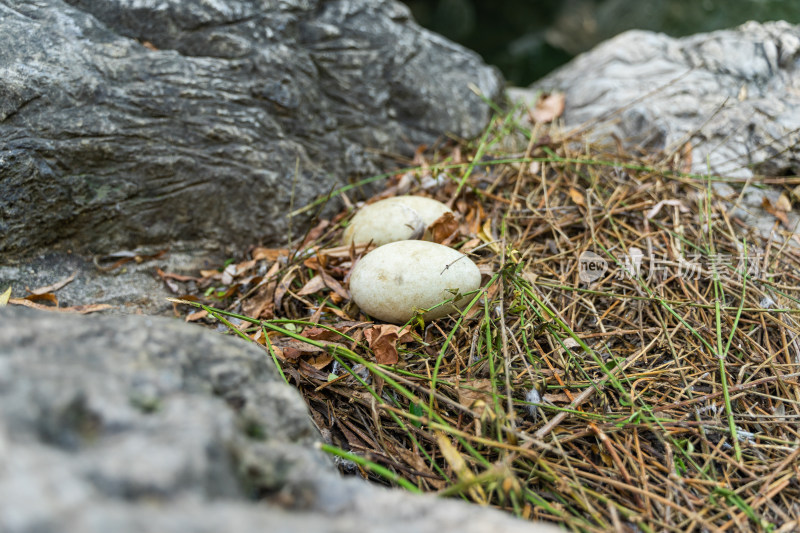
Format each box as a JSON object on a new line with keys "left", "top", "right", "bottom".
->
{"left": 568, "top": 187, "right": 585, "bottom": 207}
{"left": 8, "top": 299, "right": 112, "bottom": 314}
{"left": 94, "top": 249, "right": 167, "bottom": 272}
{"left": 530, "top": 92, "right": 565, "bottom": 123}
{"left": 198, "top": 269, "right": 221, "bottom": 280}
{"left": 161, "top": 276, "right": 181, "bottom": 293}
{"left": 274, "top": 265, "right": 299, "bottom": 310}
{"left": 186, "top": 309, "right": 209, "bottom": 322}
{"left": 242, "top": 282, "right": 276, "bottom": 319}
{"left": 301, "top": 219, "right": 331, "bottom": 248}
{"left": 435, "top": 431, "right": 487, "bottom": 504}
{"left": 235, "top": 259, "right": 257, "bottom": 275}
{"left": 457, "top": 379, "right": 494, "bottom": 419}
{"left": 27, "top": 272, "right": 77, "bottom": 295}
{"left": 302, "top": 326, "right": 345, "bottom": 342}
{"left": 308, "top": 352, "right": 333, "bottom": 370}
{"left": 272, "top": 338, "right": 326, "bottom": 357}
{"left": 543, "top": 392, "right": 572, "bottom": 403}
{"left": 252, "top": 247, "right": 288, "bottom": 261}
{"left": 762, "top": 197, "right": 790, "bottom": 227}
{"left": 24, "top": 293, "right": 58, "bottom": 305}
{"left": 298, "top": 358, "right": 331, "bottom": 380}
{"left": 429, "top": 212, "right": 459, "bottom": 244}
{"left": 775, "top": 192, "right": 792, "bottom": 212}
{"left": 0, "top": 287, "right": 10, "bottom": 306}
{"left": 320, "top": 270, "right": 349, "bottom": 300}
{"left": 457, "top": 379, "right": 494, "bottom": 408}
{"left": 297, "top": 275, "right": 326, "bottom": 296}
{"left": 364, "top": 324, "right": 415, "bottom": 364}
{"left": 479, "top": 218, "right": 499, "bottom": 253}
{"left": 155, "top": 269, "right": 198, "bottom": 283}
{"left": 680, "top": 142, "right": 693, "bottom": 174}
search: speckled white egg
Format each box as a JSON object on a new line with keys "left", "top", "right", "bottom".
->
{"left": 342, "top": 196, "right": 452, "bottom": 246}
{"left": 349, "top": 240, "right": 481, "bottom": 324}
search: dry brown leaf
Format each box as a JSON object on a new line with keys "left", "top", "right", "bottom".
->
{"left": 273, "top": 338, "right": 326, "bottom": 358}
{"left": 680, "top": 142, "right": 693, "bottom": 174}
{"left": 8, "top": 299, "right": 112, "bottom": 314}
{"left": 28, "top": 272, "right": 77, "bottom": 295}
{"left": 238, "top": 258, "right": 257, "bottom": 271}
{"left": 530, "top": 92, "right": 565, "bottom": 123}
{"left": 297, "top": 275, "right": 326, "bottom": 296}
{"left": 301, "top": 219, "right": 331, "bottom": 248}
{"left": 274, "top": 265, "right": 299, "bottom": 310}
{"left": 24, "top": 293, "right": 58, "bottom": 305}
{"left": 429, "top": 212, "right": 459, "bottom": 244}
{"left": 775, "top": 192, "right": 792, "bottom": 212}
{"left": 302, "top": 326, "right": 345, "bottom": 342}
{"left": 242, "top": 282, "right": 276, "bottom": 319}
{"left": 457, "top": 379, "right": 494, "bottom": 408}
{"left": 543, "top": 392, "right": 572, "bottom": 403}
{"left": 252, "top": 247, "right": 288, "bottom": 261}
{"left": 308, "top": 353, "right": 333, "bottom": 370}
{"left": 568, "top": 187, "right": 585, "bottom": 207}
{"left": 186, "top": 309, "right": 209, "bottom": 322}
{"left": 155, "top": 269, "right": 198, "bottom": 283}
{"left": 762, "top": 197, "right": 790, "bottom": 227}
{"left": 94, "top": 249, "right": 167, "bottom": 272}
{"left": 320, "top": 270, "right": 349, "bottom": 300}
{"left": 160, "top": 274, "right": 181, "bottom": 293}
{"left": 298, "top": 358, "right": 330, "bottom": 380}
{"left": 364, "top": 324, "right": 415, "bottom": 365}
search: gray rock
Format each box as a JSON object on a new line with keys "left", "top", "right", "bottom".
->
{"left": 511, "top": 21, "right": 800, "bottom": 242}
{"left": 0, "top": 249, "right": 207, "bottom": 315}
{"left": 0, "top": 0, "right": 502, "bottom": 262}
{"left": 523, "top": 21, "right": 800, "bottom": 180}
{"left": 0, "top": 306, "right": 558, "bottom": 533}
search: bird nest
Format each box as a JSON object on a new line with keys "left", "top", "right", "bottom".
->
{"left": 170, "top": 100, "right": 800, "bottom": 532}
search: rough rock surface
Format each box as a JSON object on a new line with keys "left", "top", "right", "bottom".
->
{"left": 520, "top": 21, "right": 800, "bottom": 180}
{"left": 511, "top": 20, "right": 800, "bottom": 241}
{"left": 0, "top": 0, "right": 502, "bottom": 262}
{"left": 0, "top": 306, "right": 558, "bottom": 533}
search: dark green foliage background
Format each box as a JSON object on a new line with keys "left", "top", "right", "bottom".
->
{"left": 402, "top": 0, "right": 800, "bottom": 85}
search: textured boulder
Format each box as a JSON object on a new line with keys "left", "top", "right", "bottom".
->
{"left": 0, "top": 306, "right": 558, "bottom": 533}
{"left": 519, "top": 21, "right": 800, "bottom": 180}
{"left": 0, "top": 0, "right": 503, "bottom": 262}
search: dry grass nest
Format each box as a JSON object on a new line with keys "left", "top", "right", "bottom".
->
{"left": 169, "top": 101, "right": 800, "bottom": 532}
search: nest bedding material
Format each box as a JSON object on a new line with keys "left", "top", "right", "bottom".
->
{"left": 170, "top": 108, "right": 800, "bottom": 532}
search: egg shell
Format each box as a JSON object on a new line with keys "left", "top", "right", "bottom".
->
{"left": 342, "top": 196, "right": 452, "bottom": 246}
{"left": 349, "top": 240, "right": 481, "bottom": 324}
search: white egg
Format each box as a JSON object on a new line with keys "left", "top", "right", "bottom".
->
{"left": 381, "top": 196, "right": 452, "bottom": 227}
{"left": 342, "top": 196, "right": 452, "bottom": 246}
{"left": 349, "top": 240, "right": 481, "bottom": 324}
